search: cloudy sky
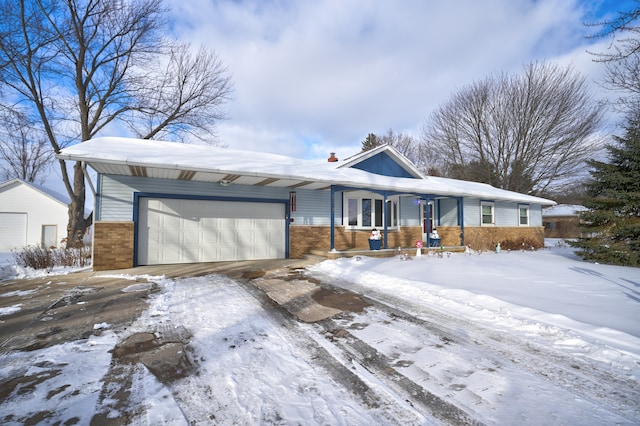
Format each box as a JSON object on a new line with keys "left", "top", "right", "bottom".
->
{"left": 162, "top": 0, "right": 631, "bottom": 160}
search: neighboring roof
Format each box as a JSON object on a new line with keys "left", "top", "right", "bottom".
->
{"left": 0, "top": 178, "right": 70, "bottom": 206}
{"left": 56, "top": 137, "right": 556, "bottom": 206}
{"left": 338, "top": 144, "right": 425, "bottom": 179}
{"left": 542, "top": 204, "right": 587, "bottom": 217}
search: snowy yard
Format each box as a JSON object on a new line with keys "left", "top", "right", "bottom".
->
{"left": 0, "top": 240, "right": 639, "bottom": 425}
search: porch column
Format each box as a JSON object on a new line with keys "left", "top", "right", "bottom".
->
{"left": 383, "top": 193, "right": 388, "bottom": 249}
{"left": 458, "top": 197, "right": 465, "bottom": 246}
{"left": 330, "top": 186, "right": 336, "bottom": 251}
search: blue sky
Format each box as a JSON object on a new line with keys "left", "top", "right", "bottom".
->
{"left": 169, "top": 1, "right": 640, "bottom": 161}
{"left": 162, "top": 0, "right": 637, "bottom": 160}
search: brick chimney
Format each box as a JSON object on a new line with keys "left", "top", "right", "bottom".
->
{"left": 328, "top": 152, "right": 338, "bottom": 162}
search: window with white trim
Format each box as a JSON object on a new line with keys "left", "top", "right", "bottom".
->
{"left": 344, "top": 192, "right": 399, "bottom": 229}
{"left": 481, "top": 201, "right": 494, "bottom": 226}
{"left": 519, "top": 204, "right": 529, "bottom": 226}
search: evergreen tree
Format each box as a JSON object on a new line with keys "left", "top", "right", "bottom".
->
{"left": 361, "top": 133, "right": 380, "bottom": 152}
{"left": 570, "top": 114, "right": 640, "bottom": 266}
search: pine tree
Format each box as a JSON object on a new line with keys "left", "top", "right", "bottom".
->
{"left": 361, "top": 133, "right": 380, "bottom": 152}
{"left": 570, "top": 114, "right": 640, "bottom": 266}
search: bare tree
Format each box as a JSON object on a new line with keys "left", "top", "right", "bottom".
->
{"left": 0, "top": 0, "right": 232, "bottom": 247}
{"left": 360, "top": 129, "right": 441, "bottom": 175}
{"left": 422, "top": 62, "right": 605, "bottom": 194}
{"left": 588, "top": 2, "right": 640, "bottom": 113}
{"left": 588, "top": 1, "right": 640, "bottom": 62}
{"left": 0, "top": 107, "right": 53, "bottom": 184}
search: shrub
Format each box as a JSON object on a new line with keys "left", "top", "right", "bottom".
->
{"left": 13, "top": 245, "right": 92, "bottom": 270}
{"left": 499, "top": 237, "right": 543, "bottom": 251}
{"left": 12, "top": 246, "right": 54, "bottom": 270}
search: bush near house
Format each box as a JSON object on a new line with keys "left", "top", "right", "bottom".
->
{"left": 13, "top": 245, "right": 92, "bottom": 270}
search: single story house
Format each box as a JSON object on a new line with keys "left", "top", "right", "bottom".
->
{"left": 0, "top": 178, "right": 70, "bottom": 250}
{"left": 542, "top": 204, "right": 587, "bottom": 239}
{"left": 57, "top": 137, "right": 556, "bottom": 271}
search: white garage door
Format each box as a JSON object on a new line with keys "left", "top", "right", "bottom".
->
{"left": 138, "top": 198, "right": 286, "bottom": 265}
{"left": 0, "top": 213, "right": 27, "bottom": 250}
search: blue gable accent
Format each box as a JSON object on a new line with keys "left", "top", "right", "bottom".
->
{"left": 350, "top": 152, "right": 416, "bottom": 178}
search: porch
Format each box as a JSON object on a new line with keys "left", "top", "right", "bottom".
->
{"left": 310, "top": 245, "right": 466, "bottom": 260}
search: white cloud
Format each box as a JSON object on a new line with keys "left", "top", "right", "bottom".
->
{"left": 166, "top": 0, "right": 620, "bottom": 159}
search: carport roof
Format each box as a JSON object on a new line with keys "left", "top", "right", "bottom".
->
{"left": 57, "top": 137, "right": 555, "bottom": 205}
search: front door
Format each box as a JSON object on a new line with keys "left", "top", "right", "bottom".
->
{"left": 420, "top": 201, "right": 435, "bottom": 242}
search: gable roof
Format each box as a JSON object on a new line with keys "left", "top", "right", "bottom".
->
{"left": 338, "top": 144, "right": 425, "bottom": 179}
{"left": 0, "top": 178, "right": 70, "bottom": 206}
{"left": 56, "top": 137, "right": 555, "bottom": 206}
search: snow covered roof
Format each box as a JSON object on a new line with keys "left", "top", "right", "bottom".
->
{"left": 0, "top": 178, "right": 70, "bottom": 206}
{"left": 56, "top": 137, "right": 555, "bottom": 205}
{"left": 542, "top": 204, "right": 587, "bottom": 217}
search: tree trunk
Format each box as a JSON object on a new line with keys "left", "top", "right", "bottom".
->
{"left": 66, "top": 161, "right": 90, "bottom": 248}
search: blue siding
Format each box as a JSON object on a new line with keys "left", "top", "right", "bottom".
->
{"left": 400, "top": 197, "right": 420, "bottom": 227}
{"left": 291, "top": 190, "right": 332, "bottom": 226}
{"left": 439, "top": 198, "right": 459, "bottom": 226}
{"left": 351, "top": 152, "right": 415, "bottom": 178}
{"left": 464, "top": 198, "right": 481, "bottom": 227}
{"left": 462, "top": 198, "right": 542, "bottom": 227}
{"left": 495, "top": 201, "right": 517, "bottom": 226}
{"left": 529, "top": 205, "right": 542, "bottom": 226}
{"left": 98, "top": 175, "right": 545, "bottom": 229}
{"left": 98, "top": 175, "right": 291, "bottom": 221}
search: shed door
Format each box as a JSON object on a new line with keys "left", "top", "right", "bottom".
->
{"left": 0, "top": 213, "right": 27, "bottom": 250}
{"left": 138, "top": 198, "right": 286, "bottom": 265}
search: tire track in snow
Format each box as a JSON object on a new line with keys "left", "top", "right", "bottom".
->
{"left": 306, "top": 271, "right": 640, "bottom": 424}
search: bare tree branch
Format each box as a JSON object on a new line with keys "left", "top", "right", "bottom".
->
{"left": 0, "top": 106, "right": 54, "bottom": 184}
{"left": 422, "top": 62, "right": 606, "bottom": 194}
{"left": 0, "top": 0, "right": 232, "bottom": 246}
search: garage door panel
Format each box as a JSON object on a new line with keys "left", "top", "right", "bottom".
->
{"left": 138, "top": 198, "right": 285, "bottom": 265}
{"left": 0, "top": 213, "right": 27, "bottom": 250}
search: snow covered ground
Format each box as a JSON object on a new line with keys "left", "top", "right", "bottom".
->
{"left": 0, "top": 240, "right": 639, "bottom": 425}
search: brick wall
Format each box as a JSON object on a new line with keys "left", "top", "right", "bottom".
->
{"left": 93, "top": 221, "right": 134, "bottom": 271}
{"left": 289, "top": 226, "right": 423, "bottom": 257}
{"left": 433, "top": 226, "right": 463, "bottom": 246}
{"left": 455, "top": 226, "right": 545, "bottom": 251}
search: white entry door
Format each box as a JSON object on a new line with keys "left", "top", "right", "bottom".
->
{"left": 138, "top": 198, "right": 286, "bottom": 265}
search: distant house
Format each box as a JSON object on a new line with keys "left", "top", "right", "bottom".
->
{"left": 542, "top": 204, "right": 587, "bottom": 239}
{"left": 57, "top": 137, "right": 556, "bottom": 271}
{"left": 0, "top": 179, "right": 69, "bottom": 250}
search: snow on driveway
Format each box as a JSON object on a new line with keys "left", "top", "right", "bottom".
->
{"left": 0, "top": 241, "right": 639, "bottom": 425}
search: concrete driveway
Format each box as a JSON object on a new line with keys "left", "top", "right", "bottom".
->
{"left": 0, "top": 256, "right": 361, "bottom": 356}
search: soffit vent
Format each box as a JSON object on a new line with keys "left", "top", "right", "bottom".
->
{"left": 129, "top": 165, "right": 147, "bottom": 177}
{"left": 178, "top": 170, "right": 196, "bottom": 180}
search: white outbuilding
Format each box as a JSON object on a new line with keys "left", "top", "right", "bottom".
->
{"left": 0, "top": 178, "right": 69, "bottom": 250}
